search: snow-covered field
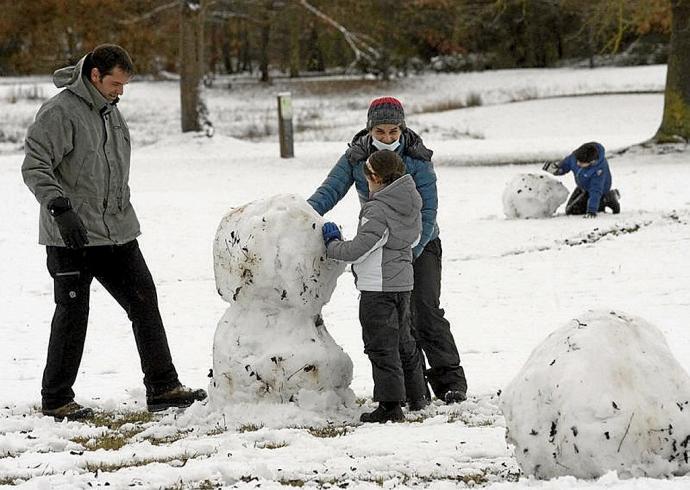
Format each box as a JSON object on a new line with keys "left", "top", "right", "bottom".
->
{"left": 1, "top": 65, "right": 689, "bottom": 488}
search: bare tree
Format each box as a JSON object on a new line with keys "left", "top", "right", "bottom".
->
{"left": 655, "top": 0, "right": 690, "bottom": 143}
{"left": 180, "top": 0, "right": 211, "bottom": 133}
{"left": 296, "top": 0, "right": 381, "bottom": 73}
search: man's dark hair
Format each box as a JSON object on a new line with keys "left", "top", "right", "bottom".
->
{"left": 573, "top": 142, "right": 599, "bottom": 163}
{"left": 365, "top": 150, "right": 406, "bottom": 185}
{"left": 82, "top": 44, "right": 134, "bottom": 78}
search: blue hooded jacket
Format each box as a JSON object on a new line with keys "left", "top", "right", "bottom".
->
{"left": 555, "top": 142, "right": 612, "bottom": 214}
{"left": 308, "top": 128, "right": 439, "bottom": 257}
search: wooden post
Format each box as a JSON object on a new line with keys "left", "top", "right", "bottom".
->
{"left": 277, "top": 92, "right": 294, "bottom": 158}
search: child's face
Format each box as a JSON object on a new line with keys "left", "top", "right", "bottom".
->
{"left": 365, "top": 164, "right": 384, "bottom": 193}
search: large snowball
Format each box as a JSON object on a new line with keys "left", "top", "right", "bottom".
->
{"left": 500, "top": 310, "right": 690, "bottom": 479}
{"left": 209, "top": 194, "right": 353, "bottom": 408}
{"left": 213, "top": 194, "right": 345, "bottom": 312}
{"left": 210, "top": 305, "right": 354, "bottom": 406}
{"left": 502, "top": 172, "right": 569, "bottom": 219}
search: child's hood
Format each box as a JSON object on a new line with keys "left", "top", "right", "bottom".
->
{"left": 372, "top": 174, "right": 422, "bottom": 217}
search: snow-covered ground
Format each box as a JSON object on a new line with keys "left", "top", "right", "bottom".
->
{"left": 1, "top": 65, "right": 689, "bottom": 488}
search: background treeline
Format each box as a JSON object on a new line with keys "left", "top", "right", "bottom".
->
{"left": 0, "top": 0, "right": 672, "bottom": 78}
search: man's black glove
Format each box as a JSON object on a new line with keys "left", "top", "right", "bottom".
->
{"left": 48, "top": 197, "right": 89, "bottom": 249}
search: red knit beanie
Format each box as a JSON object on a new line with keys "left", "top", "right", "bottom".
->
{"left": 366, "top": 96, "right": 406, "bottom": 130}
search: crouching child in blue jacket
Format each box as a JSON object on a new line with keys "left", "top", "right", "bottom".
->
{"left": 322, "top": 149, "right": 427, "bottom": 423}
{"left": 543, "top": 141, "right": 620, "bottom": 218}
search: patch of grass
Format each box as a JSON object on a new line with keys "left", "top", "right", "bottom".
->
{"left": 256, "top": 440, "right": 289, "bottom": 449}
{"left": 447, "top": 411, "right": 494, "bottom": 426}
{"left": 306, "top": 426, "right": 349, "bottom": 438}
{"left": 404, "top": 414, "right": 426, "bottom": 424}
{"left": 279, "top": 479, "right": 305, "bottom": 487}
{"left": 465, "top": 91, "right": 483, "bottom": 107}
{"left": 166, "top": 479, "right": 219, "bottom": 489}
{"left": 237, "top": 122, "right": 273, "bottom": 140}
{"left": 204, "top": 426, "right": 227, "bottom": 436}
{"left": 417, "top": 99, "right": 466, "bottom": 114}
{"left": 71, "top": 433, "right": 129, "bottom": 451}
{"left": 5, "top": 85, "right": 46, "bottom": 103}
{"left": 0, "top": 476, "right": 23, "bottom": 485}
{"left": 292, "top": 78, "right": 385, "bottom": 96}
{"left": 238, "top": 422, "right": 264, "bottom": 433}
{"left": 0, "top": 128, "right": 24, "bottom": 144}
{"left": 509, "top": 87, "right": 539, "bottom": 102}
{"left": 85, "top": 410, "right": 154, "bottom": 430}
{"left": 83, "top": 451, "right": 199, "bottom": 473}
{"left": 453, "top": 472, "right": 489, "bottom": 485}
{"left": 144, "top": 429, "right": 193, "bottom": 446}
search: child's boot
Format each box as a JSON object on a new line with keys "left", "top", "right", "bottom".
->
{"left": 603, "top": 189, "right": 621, "bottom": 214}
{"left": 360, "top": 402, "right": 404, "bottom": 423}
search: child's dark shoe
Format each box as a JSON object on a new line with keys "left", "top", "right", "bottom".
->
{"left": 407, "top": 398, "right": 430, "bottom": 411}
{"left": 360, "top": 403, "right": 404, "bottom": 423}
{"left": 604, "top": 189, "right": 621, "bottom": 214}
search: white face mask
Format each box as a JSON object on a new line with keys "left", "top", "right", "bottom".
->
{"left": 371, "top": 138, "right": 401, "bottom": 152}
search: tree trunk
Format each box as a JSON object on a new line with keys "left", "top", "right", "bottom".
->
{"left": 180, "top": 0, "right": 205, "bottom": 132}
{"left": 259, "top": 19, "right": 271, "bottom": 82}
{"left": 655, "top": 0, "right": 690, "bottom": 143}
{"left": 288, "top": 5, "right": 301, "bottom": 78}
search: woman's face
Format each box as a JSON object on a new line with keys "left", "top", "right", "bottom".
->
{"left": 371, "top": 124, "right": 401, "bottom": 144}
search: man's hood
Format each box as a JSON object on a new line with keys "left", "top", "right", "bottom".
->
{"left": 52, "top": 54, "right": 101, "bottom": 109}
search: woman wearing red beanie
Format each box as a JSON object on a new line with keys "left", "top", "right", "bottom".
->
{"left": 308, "top": 96, "right": 468, "bottom": 406}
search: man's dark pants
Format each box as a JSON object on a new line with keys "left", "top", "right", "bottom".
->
{"left": 359, "top": 291, "right": 426, "bottom": 403}
{"left": 42, "top": 239, "right": 179, "bottom": 410}
{"left": 411, "top": 237, "right": 467, "bottom": 398}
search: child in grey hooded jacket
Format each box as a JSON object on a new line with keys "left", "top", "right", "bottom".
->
{"left": 322, "top": 150, "right": 427, "bottom": 423}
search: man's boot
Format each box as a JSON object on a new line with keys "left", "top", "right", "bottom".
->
{"left": 147, "top": 384, "right": 207, "bottom": 412}
{"left": 360, "top": 402, "right": 404, "bottom": 423}
{"left": 42, "top": 401, "right": 94, "bottom": 421}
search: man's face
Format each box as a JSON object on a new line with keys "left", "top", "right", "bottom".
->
{"left": 576, "top": 160, "right": 595, "bottom": 168}
{"left": 90, "top": 66, "right": 132, "bottom": 102}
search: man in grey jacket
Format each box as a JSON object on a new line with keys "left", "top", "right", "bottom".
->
{"left": 22, "top": 44, "right": 205, "bottom": 420}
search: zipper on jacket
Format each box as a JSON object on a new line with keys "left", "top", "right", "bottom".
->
{"left": 100, "top": 109, "right": 113, "bottom": 241}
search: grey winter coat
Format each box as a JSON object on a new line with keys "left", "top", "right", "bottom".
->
{"left": 326, "top": 174, "right": 422, "bottom": 292}
{"left": 22, "top": 54, "right": 140, "bottom": 246}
